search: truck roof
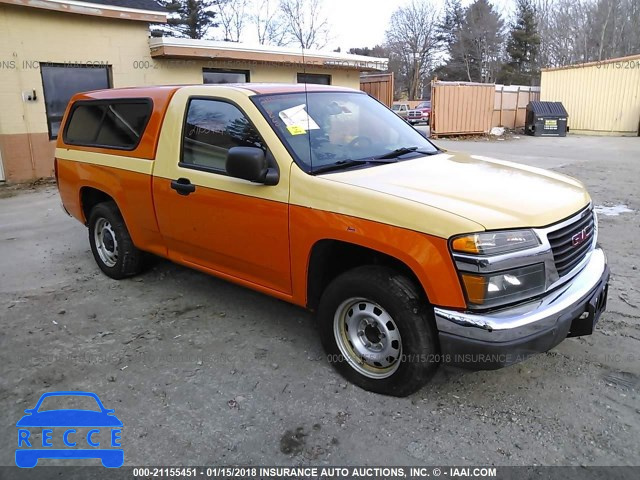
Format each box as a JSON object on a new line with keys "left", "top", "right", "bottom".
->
{"left": 71, "top": 83, "right": 359, "bottom": 101}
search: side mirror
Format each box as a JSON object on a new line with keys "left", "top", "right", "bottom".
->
{"left": 226, "top": 147, "right": 279, "bottom": 185}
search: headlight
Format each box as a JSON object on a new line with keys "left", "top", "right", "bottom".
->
{"left": 461, "top": 264, "right": 546, "bottom": 309}
{"left": 451, "top": 230, "right": 540, "bottom": 255}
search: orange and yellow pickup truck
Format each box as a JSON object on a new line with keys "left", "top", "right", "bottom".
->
{"left": 56, "top": 84, "right": 609, "bottom": 396}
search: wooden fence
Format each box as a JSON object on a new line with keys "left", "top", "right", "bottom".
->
{"left": 360, "top": 72, "right": 394, "bottom": 107}
{"left": 430, "top": 80, "right": 541, "bottom": 136}
{"left": 493, "top": 85, "right": 541, "bottom": 129}
{"left": 430, "top": 81, "right": 494, "bottom": 136}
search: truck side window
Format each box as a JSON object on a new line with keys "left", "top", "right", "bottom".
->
{"left": 182, "top": 99, "right": 264, "bottom": 173}
{"left": 97, "top": 103, "right": 152, "bottom": 148}
{"left": 63, "top": 99, "right": 152, "bottom": 150}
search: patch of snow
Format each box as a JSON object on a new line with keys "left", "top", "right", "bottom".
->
{"left": 594, "top": 204, "right": 634, "bottom": 216}
{"left": 490, "top": 127, "right": 505, "bottom": 136}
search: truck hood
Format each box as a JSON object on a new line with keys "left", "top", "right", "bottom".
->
{"left": 321, "top": 151, "right": 591, "bottom": 230}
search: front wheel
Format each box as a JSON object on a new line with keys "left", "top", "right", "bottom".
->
{"left": 318, "top": 266, "right": 439, "bottom": 396}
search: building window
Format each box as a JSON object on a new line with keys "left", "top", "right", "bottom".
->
{"left": 181, "top": 99, "right": 264, "bottom": 173}
{"left": 63, "top": 99, "right": 153, "bottom": 150}
{"left": 203, "top": 69, "right": 250, "bottom": 84}
{"left": 40, "top": 63, "right": 111, "bottom": 140}
{"left": 297, "top": 73, "right": 331, "bottom": 85}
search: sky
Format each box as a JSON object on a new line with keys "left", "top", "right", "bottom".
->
{"left": 215, "top": 0, "right": 516, "bottom": 54}
{"left": 322, "top": 0, "right": 406, "bottom": 52}
{"left": 235, "top": 0, "right": 403, "bottom": 51}
{"left": 320, "top": 0, "right": 515, "bottom": 53}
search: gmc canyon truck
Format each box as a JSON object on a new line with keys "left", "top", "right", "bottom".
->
{"left": 56, "top": 84, "right": 609, "bottom": 396}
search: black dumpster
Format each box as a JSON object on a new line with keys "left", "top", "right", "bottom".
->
{"left": 525, "top": 101, "right": 568, "bottom": 137}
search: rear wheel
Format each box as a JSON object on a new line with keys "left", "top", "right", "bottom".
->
{"left": 88, "top": 201, "right": 143, "bottom": 279}
{"left": 318, "top": 266, "right": 439, "bottom": 397}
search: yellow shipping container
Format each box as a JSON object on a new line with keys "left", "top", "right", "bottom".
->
{"left": 540, "top": 54, "right": 640, "bottom": 136}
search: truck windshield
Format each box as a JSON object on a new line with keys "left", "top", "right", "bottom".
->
{"left": 253, "top": 92, "right": 438, "bottom": 173}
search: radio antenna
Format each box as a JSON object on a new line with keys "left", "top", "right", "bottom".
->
{"left": 301, "top": 43, "right": 313, "bottom": 172}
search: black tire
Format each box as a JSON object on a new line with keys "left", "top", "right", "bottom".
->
{"left": 88, "top": 201, "right": 143, "bottom": 279}
{"left": 318, "top": 266, "right": 439, "bottom": 397}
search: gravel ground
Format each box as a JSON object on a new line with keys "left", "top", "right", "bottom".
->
{"left": 0, "top": 134, "right": 639, "bottom": 468}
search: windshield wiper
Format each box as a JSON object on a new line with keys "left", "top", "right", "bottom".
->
{"left": 374, "top": 146, "right": 438, "bottom": 160}
{"left": 311, "top": 158, "right": 398, "bottom": 174}
{"left": 311, "top": 147, "right": 440, "bottom": 174}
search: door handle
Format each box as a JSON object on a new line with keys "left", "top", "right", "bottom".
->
{"left": 170, "top": 178, "right": 196, "bottom": 196}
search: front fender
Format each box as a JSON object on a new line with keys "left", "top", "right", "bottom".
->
{"left": 289, "top": 206, "right": 465, "bottom": 309}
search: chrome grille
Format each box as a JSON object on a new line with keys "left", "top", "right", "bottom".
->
{"left": 547, "top": 209, "right": 595, "bottom": 277}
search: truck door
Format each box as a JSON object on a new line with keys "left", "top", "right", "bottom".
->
{"left": 152, "top": 94, "right": 291, "bottom": 295}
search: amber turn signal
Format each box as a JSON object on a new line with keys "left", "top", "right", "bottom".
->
{"left": 452, "top": 235, "right": 480, "bottom": 254}
{"left": 451, "top": 230, "right": 540, "bottom": 256}
{"left": 461, "top": 274, "right": 487, "bottom": 304}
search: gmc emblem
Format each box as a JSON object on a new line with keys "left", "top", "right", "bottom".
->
{"left": 572, "top": 227, "right": 592, "bottom": 247}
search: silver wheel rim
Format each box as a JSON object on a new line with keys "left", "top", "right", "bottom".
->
{"left": 333, "top": 297, "right": 402, "bottom": 379}
{"left": 94, "top": 218, "right": 118, "bottom": 268}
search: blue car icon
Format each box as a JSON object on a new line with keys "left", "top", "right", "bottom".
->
{"left": 16, "top": 391, "right": 123, "bottom": 468}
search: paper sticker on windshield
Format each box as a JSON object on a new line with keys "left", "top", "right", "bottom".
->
{"left": 279, "top": 104, "right": 320, "bottom": 132}
{"left": 286, "top": 125, "right": 307, "bottom": 135}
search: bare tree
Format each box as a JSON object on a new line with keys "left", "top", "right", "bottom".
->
{"left": 217, "top": 0, "right": 248, "bottom": 42}
{"left": 534, "top": 0, "right": 589, "bottom": 66}
{"left": 252, "top": 0, "right": 288, "bottom": 46}
{"left": 588, "top": 0, "right": 640, "bottom": 60}
{"left": 280, "top": 0, "right": 331, "bottom": 49}
{"left": 535, "top": 0, "right": 640, "bottom": 67}
{"left": 386, "top": 0, "right": 441, "bottom": 99}
{"left": 617, "top": 0, "right": 640, "bottom": 57}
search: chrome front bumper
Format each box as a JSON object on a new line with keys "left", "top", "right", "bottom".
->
{"left": 434, "top": 248, "right": 609, "bottom": 368}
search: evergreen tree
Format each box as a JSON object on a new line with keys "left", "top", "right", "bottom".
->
{"left": 501, "top": 0, "right": 540, "bottom": 85}
{"left": 435, "top": 0, "right": 503, "bottom": 83}
{"left": 153, "top": 0, "right": 219, "bottom": 39}
{"left": 433, "top": 0, "right": 467, "bottom": 80}
{"left": 463, "top": 0, "right": 504, "bottom": 82}
{"left": 348, "top": 45, "right": 390, "bottom": 58}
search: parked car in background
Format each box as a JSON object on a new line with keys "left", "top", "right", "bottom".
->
{"left": 408, "top": 101, "right": 431, "bottom": 125}
{"left": 391, "top": 102, "right": 410, "bottom": 119}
